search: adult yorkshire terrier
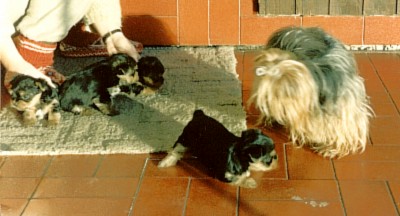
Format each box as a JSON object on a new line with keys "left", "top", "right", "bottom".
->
{"left": 249, "top": 27, "right": 373, "bottom": 158}
{"left": 158, "top": 110, "right": 278, "bottom": 188}
{"left": 8, "top": 75, "right": 61, "bottom": 126}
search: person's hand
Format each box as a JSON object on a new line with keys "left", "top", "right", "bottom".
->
{"left": 105, "top": 32, "right": 140, "bottom": 61}
{"left": 10, "top": 61, "right": 56, "bottom": 88}
{"left": 1, "top": 35, "right": 56, "bottom": 88}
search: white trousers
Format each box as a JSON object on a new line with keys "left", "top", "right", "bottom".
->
{"left": 0, "top": 0, "right": 122, "bottom": 42}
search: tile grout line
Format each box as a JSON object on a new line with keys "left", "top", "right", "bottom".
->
{"left": 176, "top": 0, "right": 180, "bottom": 44}
{"left": 283, "top": 142, "right": 290, "bottom": 180}
{"left": 0, "top": 157, "right": 6, "bottom": 169}
{"left": 207, "top": 0, "right": 210, "bottom": 45}
{"left": 367, "top": 53, "right": 400, "bottom": 115}
{"left": 283, "top": 143, "right": 290, "bottom": 180}
{"left": 238, "top": 0, "right": 241, "bottom": 45}
{"left": 362, "top": 16, "right": 365, "bottom": 45}
{"left": 385, "top": 181, "right": 400, "bottom": 215}
{"left": 91, "top": 155, "right": 105, "bottom": 177}
{"left": 330, "top": 159, "right": 348, "bottom": 216}
{"left": 127, "top": 157, "right": 150, "bottom": 216}
{"left": 235, "top": 187, "right": 240, "bottom": 216}
{"left": 181, "top": 177, "right": 192, "bottom": 216}
{"left": 19, "top": 156, "right": 55, "bottom": 215}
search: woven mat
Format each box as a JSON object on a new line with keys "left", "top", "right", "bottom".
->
{"left": 0, "top": 47, "right": 246, "bottom": 155}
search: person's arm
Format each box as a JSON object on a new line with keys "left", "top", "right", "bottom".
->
{"left": 85, "top": 0, "right": 140, "bottom": 61}
{"left": 0, "top": 1, "right": 55, "bottom": 88}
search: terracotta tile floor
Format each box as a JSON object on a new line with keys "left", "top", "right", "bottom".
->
{"left": 1, "top": 50, "right": 400, "bottom": 215}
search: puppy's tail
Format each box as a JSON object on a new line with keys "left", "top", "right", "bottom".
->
{"left": 193, "top": 109, "right": 205, "bottom": 117}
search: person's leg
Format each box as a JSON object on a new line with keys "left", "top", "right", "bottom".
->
{"left": 17, "top": 0, "right": 95, "bottom": 43}
{"left": 10, "top": 0, "right": 96, "bottom": 85}
{"left": 59, "top": 21, "right": 143, "bottom": 58}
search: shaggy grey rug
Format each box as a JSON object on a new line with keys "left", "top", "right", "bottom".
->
{"left": 0, "top": 47, "right": 247, "bottom": 155}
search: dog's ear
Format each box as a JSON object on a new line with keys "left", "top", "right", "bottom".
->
{"left": 36, "top": 80, "right": 58, "bottom": 102}
{"left": 193, "top": 109, "right": 205, "bottom": 117}
{"left": 137, "top": 56, "right": 165, "bottom": 76}
{"left": 240, "top": 129, "right": 273, "bottom": 149}
{"left": 110, "top": 54, "right": 137, "bottom": 75}
{"left": 240, "top": 129, "right": 261, "bottom": 143}
{"left": 226, "top": 145, "right": 244, "bottom": 174}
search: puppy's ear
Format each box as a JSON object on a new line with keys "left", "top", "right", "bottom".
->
{"left": 241, "top": 129, "right": 261, "bottom": 140}
{"left": 226, "top": 145, "right": 244, "bottom": 174}
{"left": 111, "top": 54, "right": 137, "bottom": 73}
{"left": 239, "top": 129, "right": 272, "bottom": 152}
{"left": 193, "top": 109, "right": 205, "bottom": 117}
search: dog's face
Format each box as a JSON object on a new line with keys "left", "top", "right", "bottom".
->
{"left": 8, "top": 76, "right": 47, "bottom": 111}
{"left": 239, "top": 129, "right": 278, "bottom": 172}
{"left": 109, "top": 54, "right": 138, "bottom": 85}
{"left": 120, "top": 83, "right": 144, "bottom": 95}
{"left": 249, "top": 27, "right": 372, "bottom": 158}
{"left": 250, "top": 49, "right": 319, "bottom": 126}
{"left": 137, "top": 56, "right": 165, "bottom": 91}
{"left": 108, "top": 82, "right": 145, "bottom": 98}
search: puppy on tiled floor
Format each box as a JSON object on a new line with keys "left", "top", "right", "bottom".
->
{"left": 158, "top": 109, "right": 278, "bottom": 188}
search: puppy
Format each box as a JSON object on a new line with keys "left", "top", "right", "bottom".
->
{"left": 59, "top": 53, "right": 137, "bottom": 115}
{"left": 137, "top": 56, "right": 165, "bottom": 94}
{"left": 107, "top": 56, "right": 165, "bottom": 97}
{"left": 249, "top": 27, "right": 373, "bottom": 158}
{"left": 8, "top": 75, "right": 61, "bottom": 126}
{"left": 158, "top": 110, "right": 278, "bottom": 188}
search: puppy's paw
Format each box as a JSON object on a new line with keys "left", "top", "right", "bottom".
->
{"left": 241, "top": 177, "right": 257, "bottom": 189}
{"left": 35, "top": 109, "right": 45, "bottom": 120}
{"left": 92, "top": 98, "right": 117, "bottom": 116}
{"left": 47, "top": 112, "right": 61, "bottom": 126}
{"left": 71, "top": 106, "right": 84, "bottom": 115}
{"left": 98, "top": 106, "right": 119, "bottom": 116}
{"left": 23, "top": 110, "right": 37, "bottom": 126}
{"left": 23, "top": 117, "right": 37, "bottom": 126}
{"left": 158, "top": 155, "right": 179, "bottom": 168}
{"left": 108, "top": 86, "right": 121, "bottom": 97}
{"left": 141, "top": 87, "right": 157, "bottom": 95}
{"left": 227, "top": 171, "right": 257, "bottom": 188}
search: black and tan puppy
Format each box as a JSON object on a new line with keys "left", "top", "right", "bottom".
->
{"left": 59, "top": 54, "right": 165, "bottom": 115}
{"left": 158, "top": 110, "right": 278, "bottom": 188}
{"left": 8, "top": 75, "right": 61, "bottom": 126}
{"left": 107, "top": 56, "right": 165, "bottom": 97}
{"left": 59, "top": 54, "right": 137, "bottom": 115}
{"left": 137, "top": 56, "right": 165, "bottom": 94}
